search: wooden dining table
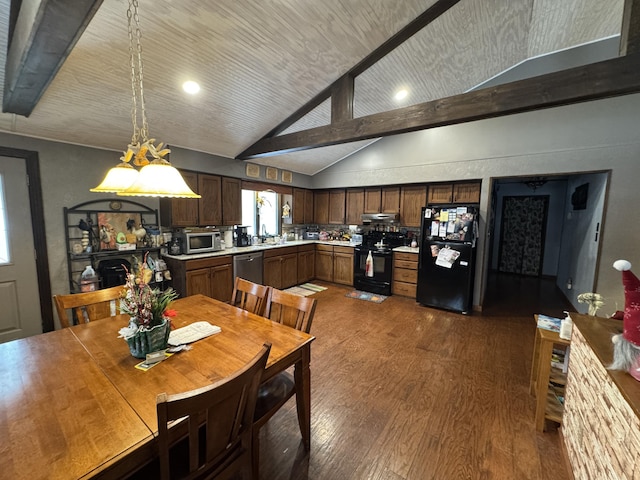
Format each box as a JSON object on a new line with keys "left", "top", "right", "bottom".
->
{"left": 0, "top": 294, "right": 315, "bottom": 480}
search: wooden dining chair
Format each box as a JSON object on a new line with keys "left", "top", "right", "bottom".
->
{"left": 231, "top": 277, "right": 271, "bottom": 317}
{"left": 155, "top": 343, "right": 271, "bottom": 480}
{"left": 252, "top": 289, "right": 317, "bottom": 477}
{"left": 53, "top": 285, "right": 125, "bottom": 328}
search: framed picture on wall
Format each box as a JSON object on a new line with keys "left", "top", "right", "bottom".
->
{"left": 282, "top": 170, "right": 292, "bottom": 183}
{"left": 266, "top": 167, "right": 278, "bottom": 181}
{"left": 246, "top": 163, "right": 260, "bottom": 178}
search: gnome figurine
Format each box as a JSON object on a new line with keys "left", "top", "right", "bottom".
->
{"left": 610, "top": 259, "right": 640, "bottom": 381}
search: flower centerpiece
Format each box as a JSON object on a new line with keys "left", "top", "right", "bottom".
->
{"left": 577, "top": 292, "right": 605, "bottom": 316}
{"left": 118, "top": 254, "right": 178, "bottom": 358}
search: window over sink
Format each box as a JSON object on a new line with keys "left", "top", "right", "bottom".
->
{"left": 241, "top": 189, "right": 279, "bottom": 238}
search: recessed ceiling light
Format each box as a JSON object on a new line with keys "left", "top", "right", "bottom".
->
{"left": 182, "top": 81, "right": 200, "bottom": 94}
{"left": 394, "top": 89, "right": 408, "bottom": 101}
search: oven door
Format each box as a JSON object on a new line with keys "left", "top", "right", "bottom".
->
{"left": 353, "top": 247, "right": 393, "bottom": 295}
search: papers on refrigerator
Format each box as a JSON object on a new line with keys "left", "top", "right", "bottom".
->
{"left": 435, "top": 246, "right": 460, "bottom": 268}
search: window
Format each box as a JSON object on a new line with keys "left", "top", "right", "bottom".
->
{"left": 241, "top": 189, "right": 279, "bottom": 238}
{"left": 0, "top": 174, "right": 9, "bottom": 264}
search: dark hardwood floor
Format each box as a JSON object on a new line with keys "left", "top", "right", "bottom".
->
{"left": 258, "top": 274, "right": 573, "bottom": 480}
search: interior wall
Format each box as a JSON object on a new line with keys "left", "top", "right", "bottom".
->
{"left": 0, "top": 132, "right": 312, "bottom": 328}
{"left": 556, "top": 172, "right": 608, "bottom": 312}
{"left": 312, "top": 93, "right": 640, "bottom": 312}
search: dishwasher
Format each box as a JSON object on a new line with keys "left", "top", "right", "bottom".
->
{"left": 233, "top": 251, "right": 263, "bottom": 285}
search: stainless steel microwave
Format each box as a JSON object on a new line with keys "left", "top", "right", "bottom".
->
{"left": 179, "top": 231, "right": 222, "bottom": 254}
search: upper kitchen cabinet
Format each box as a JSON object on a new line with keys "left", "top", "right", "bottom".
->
{"left": 293, "top": 188, "right": 314, "bottom": 224}
{"left": 381, "top": 187, "right": 401, "bottom": 213}
{"left": 453, "top": 182, "right": 481, "bottom": 204}
{"left": 221, "top": 177, "right": 242, "bottom": 225}
{"left": 364, "top": 187, "right": 400, "bottom": 214}
{"left": 198, "top": 174, "right": 222, "bottom": 225}
{"left": 364, "top": 188, "right": 381, "bottom": 213}
{"left": 328, "top": 189, "right": 346, "bottom": 224}
{"left": 314, "top": 190, "right": 329, "bottom": 224}
{"left": 400, "top": 185, "right": 427, "bottom": 227}
{"left": 427, "top": 184, "right": 453, "bottom": 204}
{"left": 427, "top": 182, "right": 481, "bottom": 205}
{"left": 304, "top": 189, "right": 314, "bottom": 224}
{"left": 293, "top": 188, "right": 305, "bottom": 224}
{"left": 160, "top": 172, "right": 242, "bottom": 227}
{"left": 159, "top": 171, "right": 200, "bottom": 227}
{"left": 346, "top": 188, "right": 364, "bottom": 225}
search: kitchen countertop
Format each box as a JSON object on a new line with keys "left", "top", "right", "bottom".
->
{"left": 393, "top": 246, "right": 420, "bottom": 254}
{"left": 164, "top": 240, "right": 420, "bottom": 261}
{"left": 164, "top": 240, "right": 354, "bottom": 261}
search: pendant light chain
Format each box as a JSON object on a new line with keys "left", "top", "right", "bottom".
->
{"left": 91, "top": 0, "right": 200, "bottom": 197}
{"left": 127, "top": 0, "right": 148, "bottom": 145}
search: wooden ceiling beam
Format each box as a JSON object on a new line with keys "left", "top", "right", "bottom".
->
{"left": 237, "top": 52, "right": 640, "bottom": 159}
{"left": 3, "top": 0, "right": 103, "bottom": 117}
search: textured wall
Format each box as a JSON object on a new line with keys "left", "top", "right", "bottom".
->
{"left": 563, "top": 325, "right": 640, "bottom": 479}
{"left": 313, "top": 93, "right": 640, "bottom": 311}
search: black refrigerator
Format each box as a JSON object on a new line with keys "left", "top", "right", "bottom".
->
{"left": 416, "top": 205, "right": 478, "bottom": 314}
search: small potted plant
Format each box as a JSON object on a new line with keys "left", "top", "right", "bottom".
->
{"left": 118, "top": 254, "right": 178, "bottom": 358}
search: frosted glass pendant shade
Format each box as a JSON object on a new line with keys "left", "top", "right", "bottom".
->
{"left": 117, "top": 160, "right": 201, "bottom": 198}
{"left": 90, "top": 162, "right": 139, "bottom": 193}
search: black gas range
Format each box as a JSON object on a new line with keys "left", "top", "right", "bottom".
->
{"left": 353, "top": 232, "right": 407, "bottom": 295}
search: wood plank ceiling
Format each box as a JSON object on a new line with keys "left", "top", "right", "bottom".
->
{"left": 0, "top": 0, "right": 628, "bottom": 175}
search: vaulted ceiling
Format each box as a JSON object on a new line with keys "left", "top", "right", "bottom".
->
{"left": 0, "top": 0, "right": 631, "bottom": 176}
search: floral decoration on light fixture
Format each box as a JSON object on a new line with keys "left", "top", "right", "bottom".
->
{"left": 577, "top": 292, "right": 605, "bottom": 316}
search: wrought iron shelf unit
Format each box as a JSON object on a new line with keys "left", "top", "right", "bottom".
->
{"left": 63, "top": 199, "right": 161, "bottom": 293}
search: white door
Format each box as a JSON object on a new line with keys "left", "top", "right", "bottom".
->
{"left": 0, "top": 157, "right": 42, "bottom": 342}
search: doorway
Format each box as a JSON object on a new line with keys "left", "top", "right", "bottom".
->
{"left": 0, "top": 148, "right": 53, "bottom": 342}
{"left": 497, "top": 195, "right": 549, "bottom": 276}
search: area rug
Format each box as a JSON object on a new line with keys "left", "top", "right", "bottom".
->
{"left": 284, "top": 283, "right": 328, "bottom": 297}
{"left": 345, "top": 290, "right": 388, "bottom": 303}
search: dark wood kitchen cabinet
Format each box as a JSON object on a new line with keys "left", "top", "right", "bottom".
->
{"left": 304, "top": 189, "right": 314, "bottom": 223}
{"left": 427, "top": 182, "right": 481, "bottom": 205}
{"left": 364, "top": 188, "right": 381, "bottom": 213}
{"left": 346, "top": 188, "right": 364, "bottom": 225}
{"left": 329, "top": 190, "right": 346, "bottom": 224}
{"left": 160, "top": 171, "right": 224, "bottom": 227}
{"left": 164, "top": 255, "right": 233, "bottom": 303}
{"left": 297, "top": 244, "right": 315, "bottom": 284}
{"left": 381, "top": 186, "right": 401, "bottom": 213}
{"left": 221, "top": 177, "right": 242, "bottom": 225}
{"left": 315, "top": 245, "right": 334, "bottom": 281}
{"left": 314, "top": 244, "right": 353, "bottom": 285}
{"left": 293, "top": 188, "right": 315, "bottom": 225}
{"left": 400, "top": 185, "right": 427, "bottom": 227}
{"left": 333, "top": 246, "right": 354, "bottom": 286}
{"left": 160, "top": 171, "right": 199, "bottom": 227}
{"left": 314, "top": 190, "right": 329, "bottom": 224}
{"left": 293, "top": 188, "right": 306, "bottom": 224}
{"left": 198, "top": 173, "right": 222, "bottom": 225}
{"left": 427, "top": 184, "right": 453, "bottom": 204}
{"left": 453, "top": 182, "right": 481, "bottom": 204}
{"left": 364, "top": 186, "right": 400, "bottom": 214}
{"left": 263, "top": 246, "right": 298, "bottom": 289}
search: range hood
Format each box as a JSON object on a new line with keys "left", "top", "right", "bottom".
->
{"left": 360, "top": 213, "right": 400, "bottom": 224}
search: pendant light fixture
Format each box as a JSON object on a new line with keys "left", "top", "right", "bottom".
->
{"left": 91, "top": 0, "right": 200, "bottom": 198}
